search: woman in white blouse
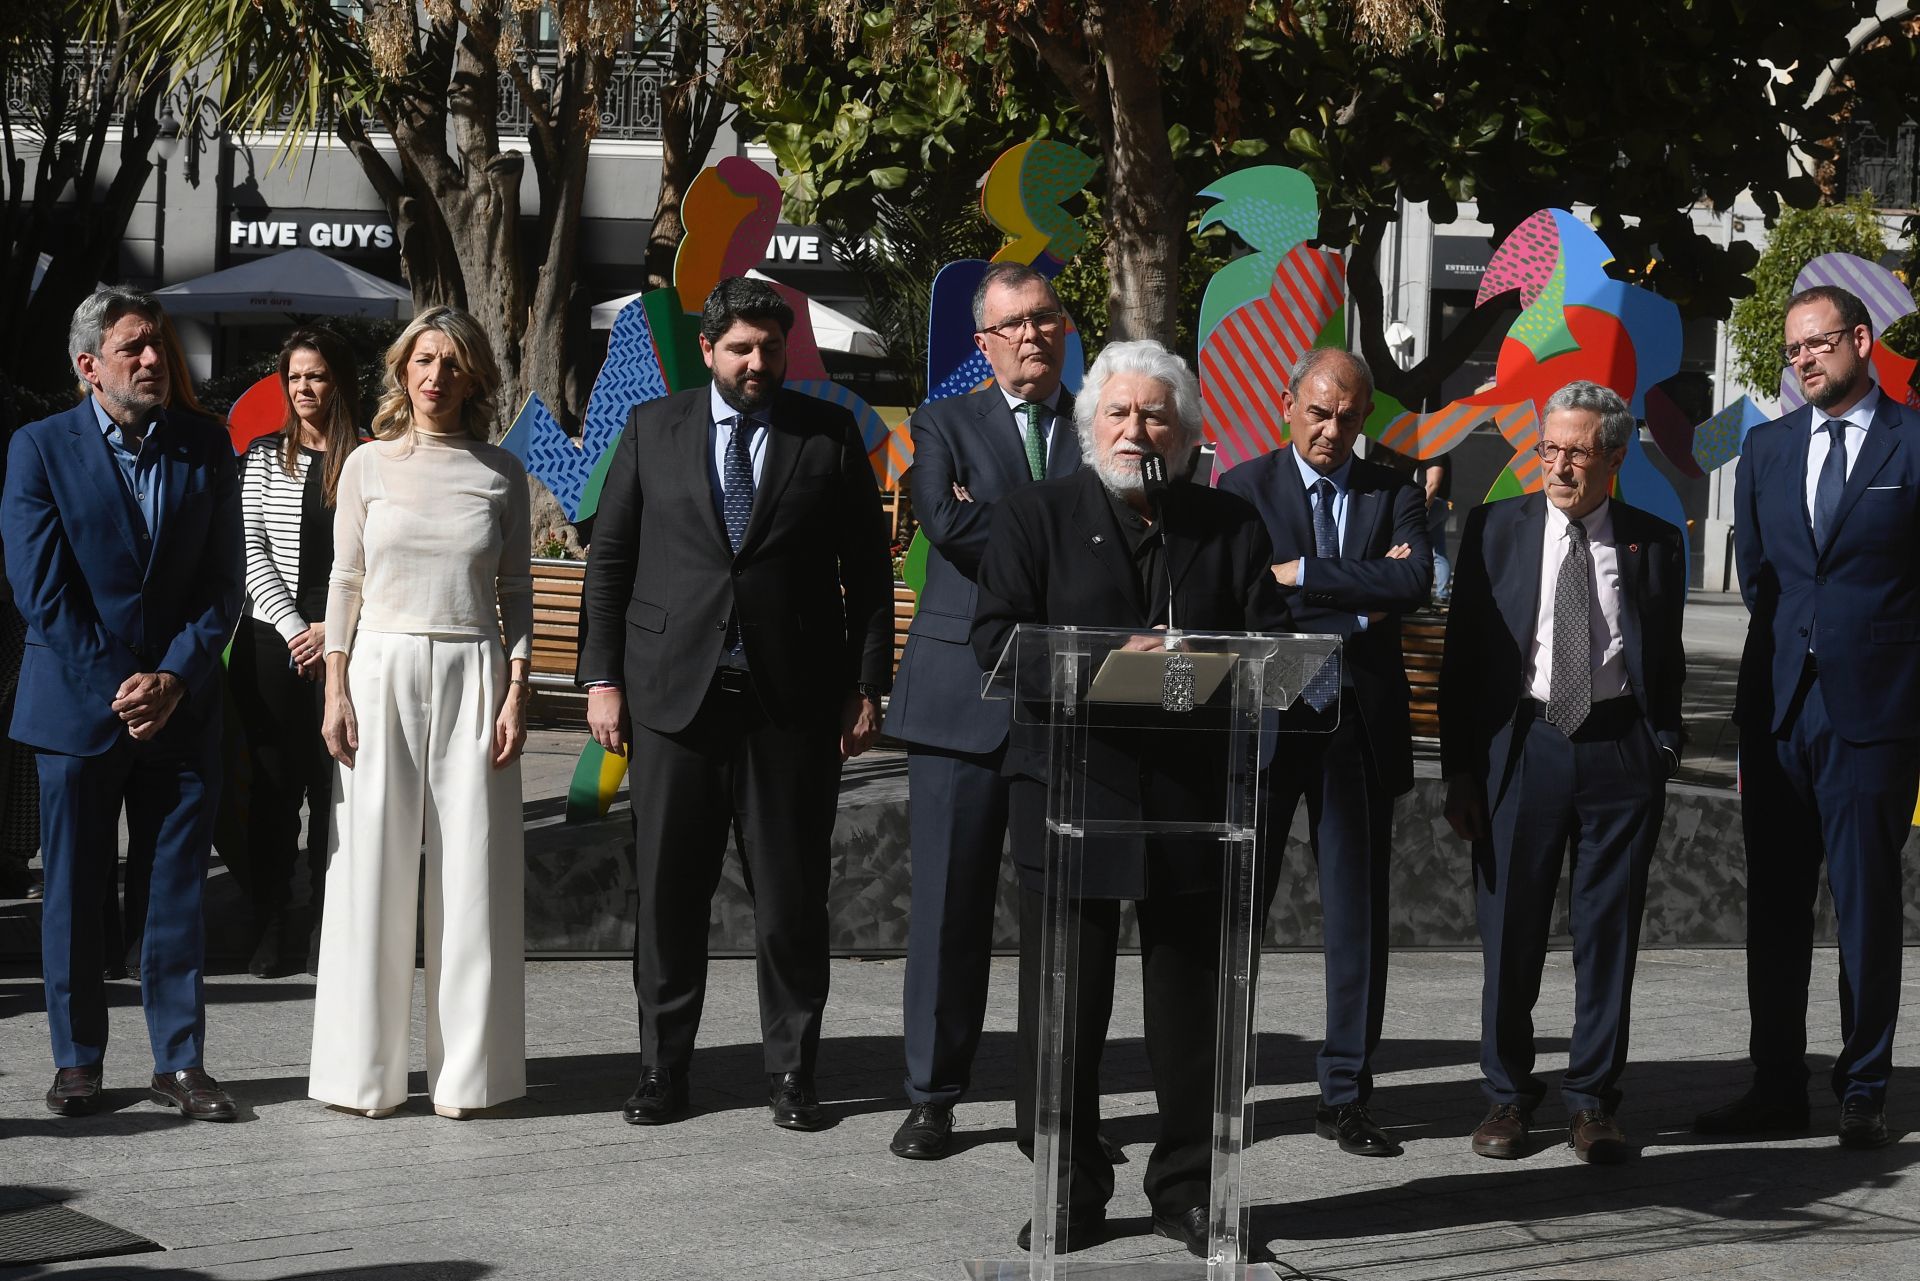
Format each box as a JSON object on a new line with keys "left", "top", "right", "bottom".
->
{"left": 233, "top": 328, "right": 361, "bottom": 978}
{"left": 310, "top": 307, "right": 532, "bottom": 1120}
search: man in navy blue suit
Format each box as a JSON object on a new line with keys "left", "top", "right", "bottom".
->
{"left": 1441, "top": 381, "right": 1686, "bottom": 1164}
{"left": 884, "top": 262, "right": 1082, "bottom": 1159}
{"left": 1218, "top": 348, "right": 1430, "bottom": 1158}
{"left": 1695, "top": 284, "right": 1920, "bottom": 1150}
{"left": 2, "top": 287, "right": 244, "bottom": 1121}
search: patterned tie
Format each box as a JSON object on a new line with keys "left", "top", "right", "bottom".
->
{"left": 1021, "top": 401, "right": 1048, "bottom": 481}
{"left": 1812, "top": 418, "right": 1847, "bottom": 551}
{"left": 1302, "top": 478, "right": 1340, "bottom": 711}
{"left": 722, "top": 414, "right": 756, "bottom": 553}
{"left": 1547, "top": 518, "right": 1593, "bottom": 735}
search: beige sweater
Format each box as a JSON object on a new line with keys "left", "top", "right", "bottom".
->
{"left": 324, "top": 430, "right": 533, "bottom": 662}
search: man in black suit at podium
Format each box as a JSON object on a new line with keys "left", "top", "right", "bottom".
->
{"left": 970, "top": 338, "right": 1289, "bottom": 1257}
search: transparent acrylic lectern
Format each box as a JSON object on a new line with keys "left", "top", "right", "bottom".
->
{"left": 967, "top": 624, "right": 1342, "bottom": 1281}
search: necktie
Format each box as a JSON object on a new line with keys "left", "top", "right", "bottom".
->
{"left": 722, "top": 415, "right": 756, "bottom": 553}
{"left": 1021, "top": 402, "right": 1047, "bottom": 482}
{"left": 1547, "top": 518, "right": 1592, "bottom": 735}
{"left": 1812, "top": 418, "right": 1847, "bottom": 551}
{"left": 1302, "top": 478, "right": 1340, "bottom": 711}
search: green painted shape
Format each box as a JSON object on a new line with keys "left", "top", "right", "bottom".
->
{"left": 642, "top": 289, "right": 709, "bottom": 393}
{"left": 1363, "top": 389, "right": 1410, "bottom": 441}
{"left": 566, "top": 740, "right": 613, "bottom": 824}
{"left": 902, "top": 528, "right": 930, "bottom": 596}
{"left": 1484, "top": 464, "right": 1528, "bottom": 503}
{"left": 1314, "top": 310, "right": 1345, "bottom": 350}
{"left": 577, "top": 439, "right": 622, "bottom": 522}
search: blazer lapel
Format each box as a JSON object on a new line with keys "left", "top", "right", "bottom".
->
{"left": 1499, "top": 494, "right": 1548, "bottom": 655}
{"left": 1046, "top": 389, "right": 1081, "bottom": 478}
{"left": 142, "top": 429, "right": 193, "bottom": 581}
{"left": 62, "top": 411, "right": 143, "bottom": 566}
{"left": 1819, "top": 396, "right": 1904, "bottom": 563}
{"left": 738, "top": 413, "right": 802, "bottom": 556}
{"left": 975, "top": 391, "right": 1032, "bottom": 492}
{"left": 674, "top": 396, "right": 732, "bottom": 555}
{"left": 1612, "top": 506, "right": 1648, "bottom": 699}
{"left": 1071, "top": 472, "right": 1145, "bottom": 616}
{"left": 1344, "top": 479, "right": 1382, "bottom": 557}
{"left": 1274, "top": 448, "right": 1316, "bottom": 555}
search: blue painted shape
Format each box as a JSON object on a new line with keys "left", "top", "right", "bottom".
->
{"left": 928, "top": 259, "right": 992, "bottom": 404}
{"left": 786, "top": 379, "right": 890, "bottom": 455}
{"left": 1619, "top": 431, "right": 1690, "bottom": 569}
{"left": 497, "top": 295, "right": 671, "bottom": 522}
{"left": 1691, "top": 395, "right": 1766, "bottom": 474}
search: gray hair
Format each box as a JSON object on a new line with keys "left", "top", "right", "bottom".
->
{"left": 1541, "top": 380, "right": 1635, "bottom": 452}
{"left": 1073, "top": 339, "right": 1203, "bottom": 458}
{"left": 69, "top": 286, "right": 165, "bottom": 371}
{"left": 971, "top": 261, "right": 1058, "bottom": 329}
{"left": 1288, "top": 347, "right": 1374, "bottom": 399}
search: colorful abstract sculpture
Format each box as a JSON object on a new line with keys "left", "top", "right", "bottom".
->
{"left": 226, "top": 373, "right": 285, "bottom": 454}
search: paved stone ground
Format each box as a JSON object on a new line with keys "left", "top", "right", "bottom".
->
{"left": 1, "top": 947, "right": 1916, "bottom": 1281}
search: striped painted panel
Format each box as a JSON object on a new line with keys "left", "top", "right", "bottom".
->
{"left": 1200, "top": 246, "right": 1345, "bottom": 471}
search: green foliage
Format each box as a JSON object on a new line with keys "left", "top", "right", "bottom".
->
{"left": 1727, "top": 193, "right": 1920, "bottom": 397}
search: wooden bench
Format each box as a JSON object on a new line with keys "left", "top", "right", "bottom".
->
{"left": 1403, "top": 609, "right": 1446, "bottom": 741}
{"left": 529, "top": 557, "right": 586, "bottom": 693}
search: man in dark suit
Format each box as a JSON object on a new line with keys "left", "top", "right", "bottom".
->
{"left": 1695, "top": 284, "right": 1920, "bottom": 1150}
{"left": 884, "top": 262, "right": 1082, "bottom": 1160}
{"left": 2, "top": 286, "right": 244, "bottom": 1121}
{"left": 580, "top": 277, "right": 894, "bottom": 1131}
{"left": 1440, "top": 380, "right": 1685, "bottom": 1163}
{"left": 971, "top": 339, "right": 1289, "bottom": 1256}
{"left": 1219, "top": 348, "right": 1430, "bottom": 1157}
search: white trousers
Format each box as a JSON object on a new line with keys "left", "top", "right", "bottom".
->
{"left": 309, "top": 631, "right": 526, "bottom": 1111}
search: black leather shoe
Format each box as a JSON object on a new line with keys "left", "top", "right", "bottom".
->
{"left": 1693, "top": 1087, "right": 1809, "bottom": 1135}
{"left": 1315, "top": 1101, "right": 1402, "bottom": 1157}
{"left": 1017, "top": 1208, "right": 1105, "bottom": 1253}
{"left": 150, "top": 1068, "right": 237, "bottom": 1121}
{"left": 1151, "top": 1205, "right": 1211, "bottom": 1258}
{"left": 1839, "top": 1097, "right": 1893, "bottom": 1150}
{"left": 248, "top": 914, "right": 296, "bottom": 979}
{"left": 768, "top": 1071, "right": 825, "bottom": 1131}
{"left": 621, "top": 1066, "right": 688, "bottom": 1125}
{"left": 889, "top": 1102, "right": 952, "bottom": 1159}
{"left": 46, "top": 1065, "right": 104, "bottom": 1116}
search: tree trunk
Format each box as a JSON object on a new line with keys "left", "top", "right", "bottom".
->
{"left": 1098, "top": 36, "right": 1182, "bottom": 345}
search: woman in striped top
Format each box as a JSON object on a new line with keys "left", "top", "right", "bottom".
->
{"left": 231, "top": 328, "right": 362, "bottom": 977}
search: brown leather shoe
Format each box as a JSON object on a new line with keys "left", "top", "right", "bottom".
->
{"left": 1471, "top": 1103, "right": 1529, "bottom": 1159}
{"left": 46, "top": 1065, "right": 104, "bottom": 1116}
{"left": 150, "top": 1068, "right": 237, "bottom": 1121}
{"left": 1568, "top": 1109, "right": 1629, "bottom": 1164}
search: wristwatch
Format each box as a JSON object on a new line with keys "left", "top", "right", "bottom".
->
{"left": 855, "top": 682, "right": 883, "bottom": 701}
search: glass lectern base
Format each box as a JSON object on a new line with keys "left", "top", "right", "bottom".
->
{"left": 964, "top": 1260, "right": 1282, "bottom": 1281}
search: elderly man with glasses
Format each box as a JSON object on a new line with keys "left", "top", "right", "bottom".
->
{"left": 1439, "top": 380, "right": 1687, "bottom": 1164}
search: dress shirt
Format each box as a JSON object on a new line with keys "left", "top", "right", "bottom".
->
{"left": 93, "top": 395, "right": 165, "bottom": 539}
{"left": 1525, "top": 499, "right": 1628, "bottom": 704}
{"left": 1803, "top": 385, "right": 1880, "bottom": 525}
{"left": 1102, "top": 483, "right": 1168, "bottom": 626}
{"left": 1287, "top": 446, "right": 1368, "bottom": 631}
{"left": 707, "top": 381, "right": 769, "bottom": 513}
{"left": 997, "top": 384, "right": 1065, "bottom": 467}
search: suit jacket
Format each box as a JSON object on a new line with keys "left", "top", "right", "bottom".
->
{"left": 2, "top": 399, "right": 243, "bottom": 757}
{"left": 1734, "top": 395, "right": 1920, "bottom": 743}
{"left": 884, "top": 387, "right": 1081, "bottom": 754}
{"left": 1217, "top": 447, "right": 1433, "bottom": 795}
{"left": 578, "top": 385, "right": 893, "bottom": 733}
{"left": 1438, "top": 493, "right": 1685, "bottom": 803}
{"left": 970, "top": 468, "right": 1290, "bottom": 898}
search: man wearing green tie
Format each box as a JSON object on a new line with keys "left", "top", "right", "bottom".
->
{"left": 883, "top": 262, "right": 1083, "bottom": 1159}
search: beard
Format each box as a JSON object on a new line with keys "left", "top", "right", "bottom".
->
{"left": 1804, "top": 366, "right": 1863, "bottom": 411}
{"left": 1090, "top": 449, "right": 1146, "bottom": 495}
{"left": 713, "top": 366, "right": 779, "bottom": 414}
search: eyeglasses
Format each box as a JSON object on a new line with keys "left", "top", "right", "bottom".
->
{"left": 977, "top": 310, "right": 1067, "bottom": 341}
{"left": 1780, "top": 328, "right": 1855, "bottom": 365}
{"left": 1537, "top": 441, "right": 1605, "bottom": 467}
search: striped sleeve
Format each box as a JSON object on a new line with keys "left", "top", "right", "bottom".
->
{"left": 241, "top": 437, "right": 308, "bottom": 641}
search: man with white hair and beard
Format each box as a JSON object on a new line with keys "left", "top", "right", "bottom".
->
{"left": 971, "top": 339, "right": 1290, "bottom": 1256}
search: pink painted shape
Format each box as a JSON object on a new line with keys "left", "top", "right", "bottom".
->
{"left": 1476, "top": 210, "right": 1560, "bottom": 309}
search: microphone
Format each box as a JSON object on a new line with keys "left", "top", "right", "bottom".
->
{"left": 1138, "top": 451, "right": 1176, "bottom": 640}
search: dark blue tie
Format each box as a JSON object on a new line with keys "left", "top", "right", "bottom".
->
{"left": 722, "top": 415, "right": 756, "bottom": 553}
{"left": 1303, "top": 478, "right": 1340, "bottom": 711}
{"left": 1812, "top": 418, "right": 1847, "bottom": 552}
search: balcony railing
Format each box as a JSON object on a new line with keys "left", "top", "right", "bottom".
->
{"left": 1842, "top": 118, "right": 1920, "bottom": 212}
{"left": 2, "top": 41, "right": 124, "bottom": 130}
